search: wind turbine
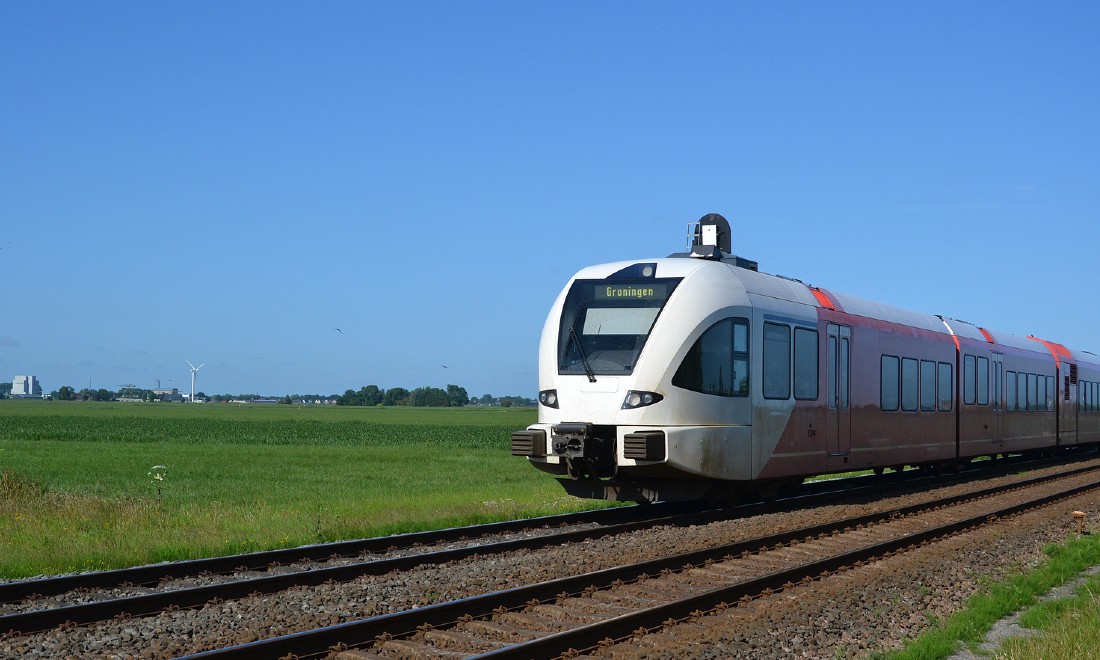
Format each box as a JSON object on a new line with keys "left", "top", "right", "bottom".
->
{"left": 187, "top": 361, "right": 205, "bottom": 403}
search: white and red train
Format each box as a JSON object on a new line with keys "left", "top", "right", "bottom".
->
{"left": 512, "top": 214, "right": 1100, "bottom": 502}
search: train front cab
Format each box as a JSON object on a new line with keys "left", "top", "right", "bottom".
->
{"left": 511, "top": 257, "right": 766, "bottom": 502}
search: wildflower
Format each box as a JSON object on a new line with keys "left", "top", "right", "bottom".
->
{"left": 149, "top": 465, "right": 168, "bottom": 504}
{"left": 148, "top": 465, "right": 168, "bottom": 483}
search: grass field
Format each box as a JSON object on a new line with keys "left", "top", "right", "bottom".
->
{"left": 0, "top": 400, "right": 598, "bottom": 578}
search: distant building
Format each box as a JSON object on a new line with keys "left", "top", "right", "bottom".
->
{"left": 153, "top": 388, "right": 184, "bottom": 402}
{"left": 12, "top": 375, "right": 43, "bottom": 398}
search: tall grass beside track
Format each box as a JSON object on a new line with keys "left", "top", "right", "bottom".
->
{"left": 0, "top": 401, "right": 598, "bottom": 578}
{"left": 882, "top": 528, "right": 1100, "bottom": 659}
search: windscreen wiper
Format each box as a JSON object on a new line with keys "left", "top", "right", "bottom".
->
{"left": 569, "top": 325, "right": 597, "bottom": 383}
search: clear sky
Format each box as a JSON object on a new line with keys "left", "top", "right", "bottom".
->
{"left": 2, "top": 2, "right": 1098, "bottom": 398}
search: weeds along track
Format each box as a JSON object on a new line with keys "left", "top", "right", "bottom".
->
{"left": 2, "top": 453, "right": 1098, "bottom": 658}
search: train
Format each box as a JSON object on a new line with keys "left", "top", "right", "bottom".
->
{"left": 511, "top": 213, "right": 1100, "bottom": 503}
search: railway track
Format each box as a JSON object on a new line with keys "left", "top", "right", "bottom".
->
{"left": 3, "top": 452, "right": 1095, "bottom": 658}
{"left": 0, "top": 451, "right": 1071, "bottom": 638}
{"left": 168, "top": 459, "right": 1100, "bottom": 658}
{"left": 0, "top": 468, "right": 933, "bottom": 634}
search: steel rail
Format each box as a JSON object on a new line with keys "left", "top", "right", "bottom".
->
{"left": 0, "top": 504, "right": 720, "bottom": 635}
{"left": 0, "top": 502, "right": 683, "bottom": 604}
{"left": 175, "top": 462, "right": 1100, "bottom": 659}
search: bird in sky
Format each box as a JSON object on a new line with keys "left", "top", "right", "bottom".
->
{"left": 332, "top": 328, "right": 342, "bottom": 333}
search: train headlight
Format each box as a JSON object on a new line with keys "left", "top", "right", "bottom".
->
{"left": 622, "top": 390, "right": 663, "bottom": 409}
{"left": 538, "top": 389, "right": 559, "bottom": 409}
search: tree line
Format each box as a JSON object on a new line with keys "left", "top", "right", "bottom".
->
{"left": 337, "top": 384, "right": 469, "bottom": 407}
{"left": 5, "top": 383, "right": 536, "bottom": 407}
{"left": 334, "top": 385, "right": 535, "bottom": 407}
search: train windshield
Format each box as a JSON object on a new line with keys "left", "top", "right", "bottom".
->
{"left": 558, "top": 277, "right": 682, "bottom": 377}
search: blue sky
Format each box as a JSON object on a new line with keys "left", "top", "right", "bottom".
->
{"left": 2, "top": 2, "right": 1097, "bottom": 398}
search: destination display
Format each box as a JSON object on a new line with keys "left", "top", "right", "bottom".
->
{"left": 593, "top": 283, "right": 670, "bottom": 301}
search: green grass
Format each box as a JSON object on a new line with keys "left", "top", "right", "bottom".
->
{"left": 996, "top": 579, "right": 1100, "bottom": 659}
{"left": 0, "top": 400, "right": 596, "bottom": 578}
{"left": 879, "top": 532, "right": 1100, "bottom": 659}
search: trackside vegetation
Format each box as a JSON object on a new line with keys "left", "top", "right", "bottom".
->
{"left": 0, "top": 400, "right": 601, "bottom": 578}
{"left": 880, "top": 530, "right": 1100, "bottom": 659}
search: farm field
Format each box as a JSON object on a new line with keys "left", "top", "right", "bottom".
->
{"left": 0, "top": 400, "right": 595, "bottom": 578}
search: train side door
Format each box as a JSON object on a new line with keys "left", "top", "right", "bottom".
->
{"left": 1061, "top": 362, "right": 1078, "bottom": 444}
{"left": 991, "top": 353, "right": 1004, "bottom": 446}
{"left": 826, "top": 324, "right": 851, "bottom": 461}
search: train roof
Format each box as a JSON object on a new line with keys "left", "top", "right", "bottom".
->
{"left": 574, "top": 253, "right": 1097, "bottom": 365}
{"left": 730, "top": 264, "right": 952, "bottom": 335}
{"left": 733, "top": 260, "right": 1098, "bottom": 363}
{"left": 674, "top": 213, "right": 1097, "bottom": 364}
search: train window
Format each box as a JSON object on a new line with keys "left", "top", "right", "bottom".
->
{"left": 881, "top": 355, "right": 900, "bottom": 411}
{"left": 1027, "top": 373, "right": 1037, "bottom": 412}
{"left": 1007, "top": 371, "right": 1017, "bottom": 412}
{"left": 963, "top": 355, "right": 976, "bottom": 405}
{"left": 1049, "top": 376, "right": 1057, "bottom": 411}
{"left": 1038, "top": 376, "right": 1047, "bottom": 413}
{"left": 763, "top": 323, "right": 791, "bottom": 400}
{"left": 734, "top": 323, "right": 748, "bottom": 354}
{"left": 839, "top": 335, "right": 850, "bottom": 409}
{"left": 938, "top": 362, "right": 953, "bottom": 411}
{"left": 828, "top": 337, "right": 837, "bottom": 409}
{"left": 977, "top": 356, "right": 989, "bottom": 406}
{"left": 793, "top": 328, "right": 818, "bottom": 400}
{"left": 672, "top": 318, "right": 750, "bottom": 397}
{"left": 558, "top": 277, "right": 683, "bottom": 377}
{"left": 920, "top": 360, "right": 936, "bottom": 411}
{"left": 902, "top": 358, "right": 919, "bottom": 411}
{"left": 1018, "top": 373, "right": 1028, "bottom": 412}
